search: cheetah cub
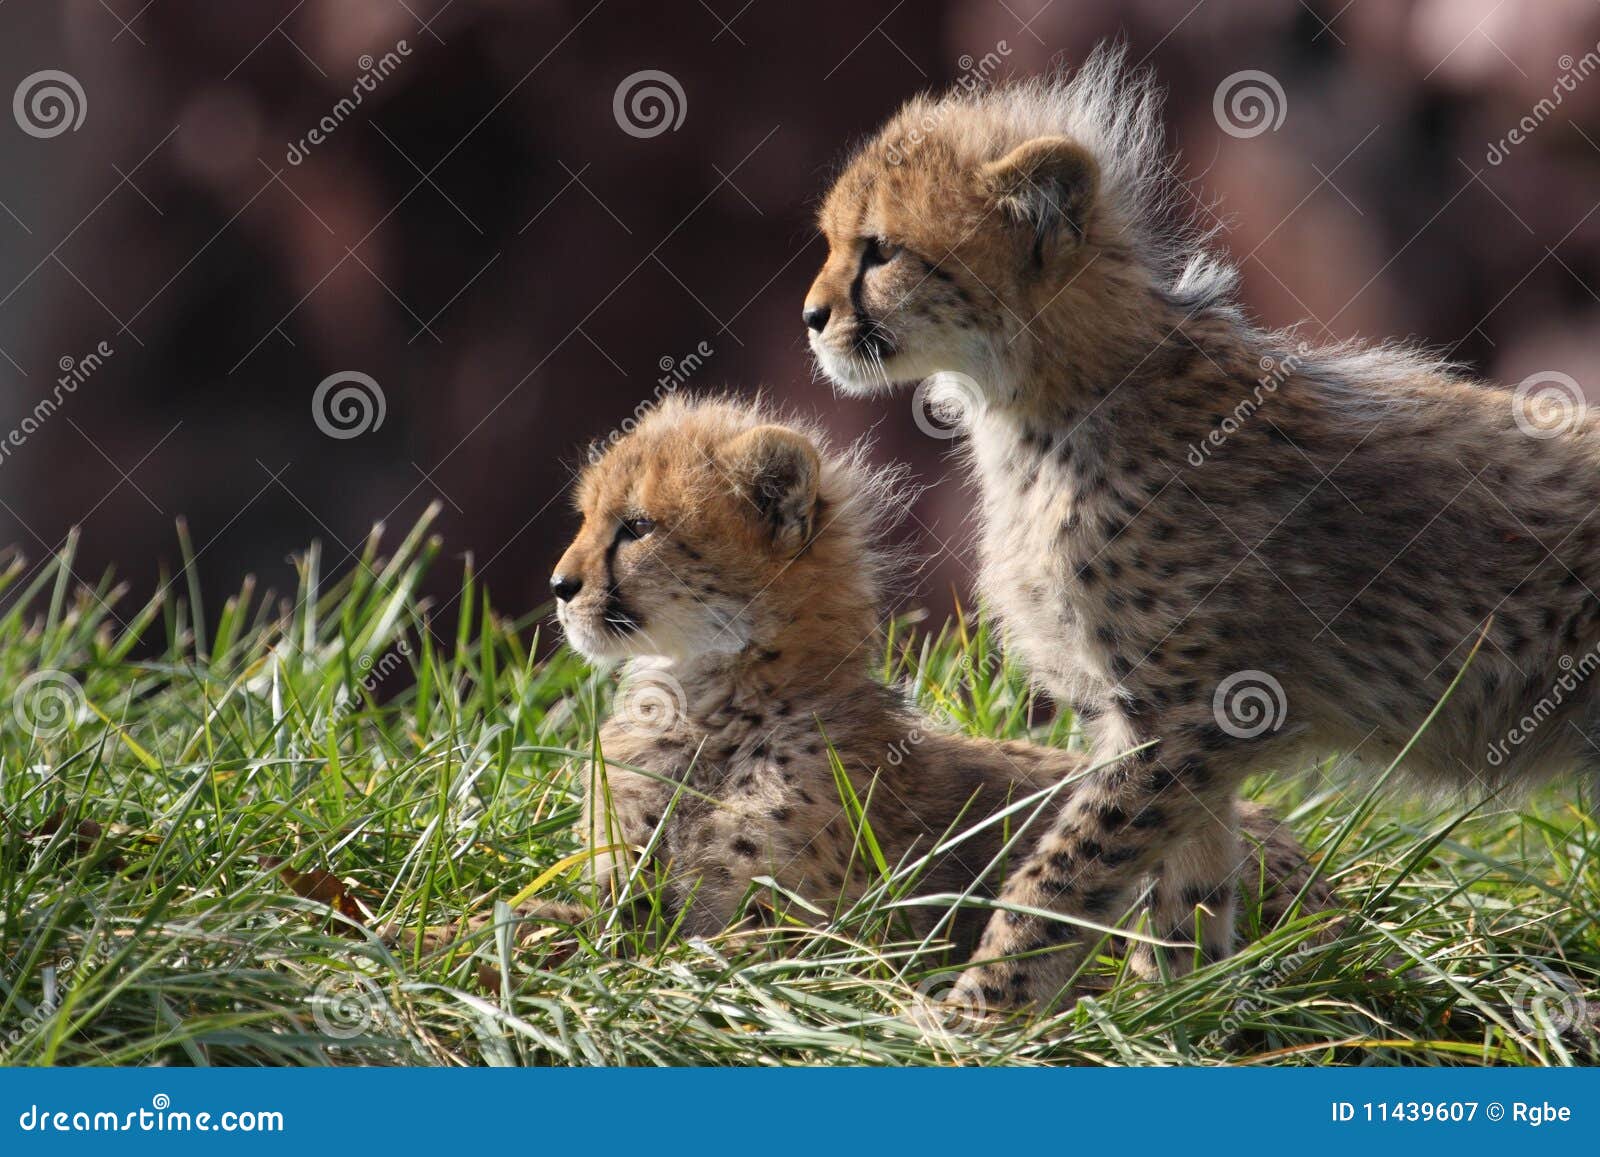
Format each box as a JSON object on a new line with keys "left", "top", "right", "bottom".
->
{"left": 805, "top": 43, "right": 1599, "bottom": 1008}
{"left": 550, "top": 394, "right": 1327, "bottom": 976}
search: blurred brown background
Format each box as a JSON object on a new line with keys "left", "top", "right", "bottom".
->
{"left": 2, "top": 0, "right": 1599, "bottom": 628}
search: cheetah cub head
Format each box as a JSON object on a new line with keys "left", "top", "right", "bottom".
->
{"left": 804, "top": 46, "right": 1178, "bottom": 406}
{"left": 551, "top": 396, "right": 894, "bottom": 665}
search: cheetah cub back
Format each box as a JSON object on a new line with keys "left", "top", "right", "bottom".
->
{"left": 550, "top": 393, "right": 1330, "bottom": 969}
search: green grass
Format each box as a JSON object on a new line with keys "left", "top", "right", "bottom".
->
{"left": 1, "top": 511, "right": 1596, "bottom": 1067}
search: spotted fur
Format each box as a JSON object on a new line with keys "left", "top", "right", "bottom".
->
{"left": 804, "top": 44, "right": 1595, "bottom": 1009}
{"left": 552, "top": 395, "right": 1328, "bottom": 974}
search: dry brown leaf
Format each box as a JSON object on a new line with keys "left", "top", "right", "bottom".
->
{"left": 30, "top": 807, "right": 126, "bottom": 871}
{"left": 259, "top": 856, "right": 375, "bottom": 933}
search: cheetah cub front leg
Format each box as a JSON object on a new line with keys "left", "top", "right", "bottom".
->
{"left": 1126, "top": 800, "right": 1240, "bottom": 979}
{"left": 954, "top": 706, "right": 1252, "bottom": 1011}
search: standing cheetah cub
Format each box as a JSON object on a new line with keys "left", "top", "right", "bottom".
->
{"left": 549, "top": 394, "right": 1327, "bottom": 979}
{"left": 804, "top": 44, "right": 1598, "bottom": 1008}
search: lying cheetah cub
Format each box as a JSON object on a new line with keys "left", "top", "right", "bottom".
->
{"left": 804, "top": 44, "right": 1595, "bottom": 1008}
{"left": 550, "top": 394, "right": 1327, "bottom": 976}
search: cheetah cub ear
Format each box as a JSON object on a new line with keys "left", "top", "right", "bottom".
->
{"left": 721, "top": 424, "right": 821, "bottom": 553}
{"left": 980, "top": 136, "right": 1099, "bottom": 269}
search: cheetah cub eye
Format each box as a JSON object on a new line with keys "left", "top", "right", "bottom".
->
{"left": 863, "top": 237, "right": 900, "bottom": 266}
{"left": 619, "top": 515, "right": 656, "bottom": 540}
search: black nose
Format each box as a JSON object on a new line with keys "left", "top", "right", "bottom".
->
{"left": 550, "top": 573, "right": 582, "bottom": 601}
{"left": 802, "top": 304, "right": 830, "bottom": 333}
